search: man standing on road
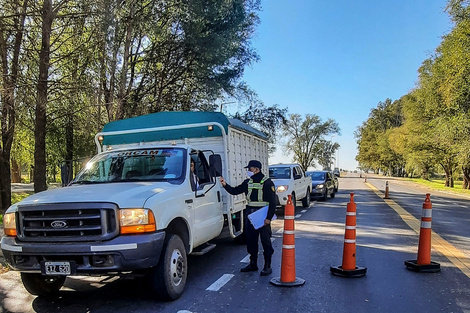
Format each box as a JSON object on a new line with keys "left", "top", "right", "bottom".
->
{"left": 219, "top": 160, "right": 276, "bottom": 276}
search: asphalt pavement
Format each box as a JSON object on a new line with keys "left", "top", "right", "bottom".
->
{"left": 1, "top": 174, "right": 470, "bottom": 312}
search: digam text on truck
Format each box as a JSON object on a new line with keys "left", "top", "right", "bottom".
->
{"left": 1, "top": 111, "right": 269, "bottom": 300}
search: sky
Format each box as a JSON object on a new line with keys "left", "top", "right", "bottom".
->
{"left": 239, "top": 0, "right": 454, "bottom": 171}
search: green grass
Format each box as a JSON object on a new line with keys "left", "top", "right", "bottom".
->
{"left": 404, "top": 177, "right": 470, "bottom": 197}
{"left": 12, "top": 192, "right": 33, "bottom": 205}
{"left": 1, "top": 192, "right": 33, "bottom": 226}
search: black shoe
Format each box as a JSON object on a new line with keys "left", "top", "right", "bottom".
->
{"left": 240, "top": 263, "right": 258, "bottom": 272}
{"left": 260, "top": 267, "right": 272, "bottom": 276}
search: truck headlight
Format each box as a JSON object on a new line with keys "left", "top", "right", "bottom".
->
{"left": 120, "top": 209, "right": 156, "bottom": 234}
{"left": 276, "top": 185, "right": 288, "bottom": 193}
{"left": 3, "top": 212, "right": 17, "bottom": 237}
{"left": 316, "top": 184, "right": 324, "bottom": 189}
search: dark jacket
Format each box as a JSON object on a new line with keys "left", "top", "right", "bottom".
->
{"left": 223, "top": 172, "right": 276, "bottom": 220}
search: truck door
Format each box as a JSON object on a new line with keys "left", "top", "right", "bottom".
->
{"left": 190, "top": 151, "right": 223, "bottom": 245}
{"left": 293, "top": 166, "right": 303, "bottom": 194}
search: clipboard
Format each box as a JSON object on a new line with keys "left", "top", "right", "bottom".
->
{"left": 247, "top": 205, "right": 277, "bottom": 230}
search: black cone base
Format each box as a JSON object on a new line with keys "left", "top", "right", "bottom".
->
{"left": 404, "top": 260, "right": 441, "bottom": 273}
{"left": 270, "top": 277, "right": 305, "bottom": 287}
{"left": 330, "top": 265, "right": 367, "bottom": 278}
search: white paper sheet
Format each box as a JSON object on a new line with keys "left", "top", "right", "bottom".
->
{"left": 247, "top": 205, "right": 277, "bottom": 230}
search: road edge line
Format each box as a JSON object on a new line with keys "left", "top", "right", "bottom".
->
{"left": 365, "top": 182, "right": 470, "bottom": 279}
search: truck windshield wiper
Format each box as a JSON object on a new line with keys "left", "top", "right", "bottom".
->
{"left": 70, "top": 180, "right": 104, "bottom": 185}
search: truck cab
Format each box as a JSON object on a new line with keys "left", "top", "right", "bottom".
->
{"left": 1, "top": 111, "right": 268, "bottom": 301}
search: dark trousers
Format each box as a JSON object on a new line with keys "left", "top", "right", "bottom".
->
{"left": 245, "top": 213, "right": 274, "bottom": 266}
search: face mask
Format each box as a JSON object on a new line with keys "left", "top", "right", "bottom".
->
{"left": 246, "top": 171, "right": 254, "bottom": 178}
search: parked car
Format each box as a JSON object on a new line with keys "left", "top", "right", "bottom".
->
{"left": 306, "top": 170, "right": 335, "bottom": 200}
{"left": 333, "top": 168, "right": 340, "bottom": 177}
{"left": 269, "top": 164, "right": 312, "bottom": 208}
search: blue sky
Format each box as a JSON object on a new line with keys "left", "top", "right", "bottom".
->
{"left": 239, "top": 0, "right": 453, "bottom": 171}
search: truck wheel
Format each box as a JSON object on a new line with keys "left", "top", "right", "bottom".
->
{"left": 20, "top": 273, "right": 65, "bottom": 297}
{"left": 301, "top": 189, "right": 311, "bottom": 208}
{"left": 291, "top": 193, "right": 296, "bottom": 208}
{"left": 148, "top": 234, "right": 187, "bottom": 301}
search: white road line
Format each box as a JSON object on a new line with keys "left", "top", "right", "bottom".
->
{"left": 276, "top": 228, "right": 284, "bottom": 233}
{"left": 301, "top": 210, "right": 307, "bottom": 213}
{"left": 206, "top": 274, "right": 234, "bottom": 291}
{"left": 295, "top": 214, "right": 301, "bottom": 218}
{"left": 240, "top": 255, "right": 250, "bottom": 263}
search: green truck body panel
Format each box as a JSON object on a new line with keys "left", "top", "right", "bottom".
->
{"left": 101, "top": 111, "right": 267, "bottom": 146}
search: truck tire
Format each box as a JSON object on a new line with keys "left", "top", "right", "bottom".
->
{"left": 301, "top": 188, "right": 311, "bottom": 208}
{"left": 20, "top": 273, "right": 65, "bottom": 297}
{"left": 148, "top": 234, "right": 187, "bottom": 300}
{"left": 291, "top": 193, "right": 296, "bottom": 208}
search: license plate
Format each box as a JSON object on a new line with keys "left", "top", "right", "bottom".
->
{"left": 44, "top": 262, "right": 71, "bottom": 275}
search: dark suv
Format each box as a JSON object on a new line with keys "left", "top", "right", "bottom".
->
{"left": 306, "top": 170, "right": 336, "bottom": 200}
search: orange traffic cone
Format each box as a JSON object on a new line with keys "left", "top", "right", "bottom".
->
{"left": 405, "top": 194, "right": 440, "bottom": 272}
{"left": 330, "top": 193, "right": 367, "bottom": 277}
{"left": 384, "top": 181, "right": 390, "bottom": 199}
{"left": 270, "top": 195, "right": 305, "bottom": 287}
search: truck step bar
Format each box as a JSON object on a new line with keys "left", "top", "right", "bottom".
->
{"left": 190, "top": 242, "right": 217, "bottom": 256}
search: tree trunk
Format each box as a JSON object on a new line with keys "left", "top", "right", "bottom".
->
{"left": 65, "top": 113, "right": 74, "bottom": 183}
{"left": 34, "top": 0, "right": 54, "bottom": 193}
{"left": 0, "top": 0, "right": 28, "bottom": 211}
{"left": 0, "top": 153, "right": 11, "bottom": 213}
{"left": 11, "top": 159, "right": 21, "bottom": 183}
{"left": 463, "top": 166, "right": 470, "bottom": 189}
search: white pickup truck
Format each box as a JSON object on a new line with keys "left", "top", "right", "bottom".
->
{"left": 1, "top": 111, "right": 269, "bottom": 300}
{"left": 268, "top": 163, "right": 312, "bottom": 209}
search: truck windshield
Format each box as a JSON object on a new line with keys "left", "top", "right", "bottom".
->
{"left": 269, "top": 167, "right": 291, "bottom": 179}
{"left": 72, "top": 148, "right": 186, "bottom": 184}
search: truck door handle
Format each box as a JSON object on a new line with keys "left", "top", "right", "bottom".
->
{"left": 185, "top": 199, "right": 193, "bottom": 204}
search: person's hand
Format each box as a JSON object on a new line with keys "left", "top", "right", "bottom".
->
{"left": 264, "top": 219, "right": 271, "bottom": 226}
{"left": 219, "top": 177, "right": 226, "bottom": 186}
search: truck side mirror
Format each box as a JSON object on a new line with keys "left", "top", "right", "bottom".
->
{"left": 209, "top": 154, "right": 222, "bottom": 177}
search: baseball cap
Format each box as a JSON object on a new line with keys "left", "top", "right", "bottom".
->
{"left": 244, "top": 160, "right": 262, "bottom": 169}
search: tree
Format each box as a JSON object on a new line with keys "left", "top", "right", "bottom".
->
{"left": 94, "top": 0, "right": 261, "bottom": 121}
{"left": 1, "top": 0, "right": 263, "bottom": 198}
{"left": 232, "top": 102, "right": 287, "bottom": 153}
{"left": 355, "top": 98, "right": 404, "bottom": 175}
{"left": 282, "top": 114, "right": 340, "bottom": 172}
{"left": 0, "top": 0, "right": 28, "bottom": 211}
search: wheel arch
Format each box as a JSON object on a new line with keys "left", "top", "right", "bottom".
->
{"left": 165, "top": 218, "right": 190, "bottom": 253}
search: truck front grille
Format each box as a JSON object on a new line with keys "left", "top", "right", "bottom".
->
{"left": 16, "top": 202, "right": 119, "bottom": 242}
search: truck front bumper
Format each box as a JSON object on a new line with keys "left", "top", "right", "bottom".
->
{"left": 1, "top": 231, "right": 165, "bottom": 275}
{"left": 275, "top": 192, "right": 289, "bottom": 207}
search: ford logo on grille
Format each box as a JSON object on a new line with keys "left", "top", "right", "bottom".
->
{"left": 51, "top": 221, "right": 67, "bottom": 228}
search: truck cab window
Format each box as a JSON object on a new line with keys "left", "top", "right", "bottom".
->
{"left": 72, "top": 148, "right": 186, "bottom": 184}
